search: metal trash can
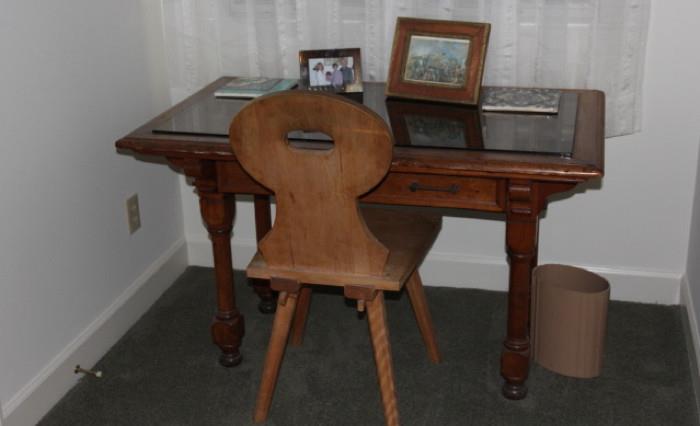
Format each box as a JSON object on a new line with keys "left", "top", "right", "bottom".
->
{"left": 530, "top": 264, "right": 610, "bottom": 378}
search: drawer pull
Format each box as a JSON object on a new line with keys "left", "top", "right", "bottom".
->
{"left": 408, "top": 182, "right": 459, "bottom": 194}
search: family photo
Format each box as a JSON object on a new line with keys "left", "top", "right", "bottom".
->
{"left": 307, "top": 56, "right": 355, "bottom": 89}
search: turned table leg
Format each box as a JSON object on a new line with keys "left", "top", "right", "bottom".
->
{"left": 500, "top": 179, "right": 575, "bottom": 399}
{"left": 253, "top": 195, "right": 276, "bottom": 314}
{"left": 199, "top": 191, "right": 245, "bottom": 367}
{"left": 501, "top": 180, "right": 540, "bottom": 399}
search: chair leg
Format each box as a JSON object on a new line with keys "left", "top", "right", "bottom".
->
{"left": 366, "top": 291, "right": 400, "bottom": 426}
{"left": 290, "top": 286, "right": 312, "bottom": 346}
{"left": 254, "top": 289, "right": 299, "bottom": 423}
{"left": 405, "top": 271, "right": 441, "bottom": 363}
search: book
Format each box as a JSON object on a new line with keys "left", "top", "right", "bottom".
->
{"left": 214, "top": 77, "right": 298, "bottom": 98}
{"left": 481, "top": 87, "right": 561, "bottom": 114}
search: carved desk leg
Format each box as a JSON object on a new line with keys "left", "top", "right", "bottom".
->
{"left": 253, "top": 195, "right": 276, "bottom": 314}
{"left": 501, "top": 180, "right": 576, "bottom": 399}
{"left": 501, "top": 180, "right": 539, "bottom": 400}
{"left": 199, "top": 190, "right": 245, "bottom": 367}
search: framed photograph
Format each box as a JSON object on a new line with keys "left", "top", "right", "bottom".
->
{"left": 386, "top": 99, "right": 482, "bottom": 150}
{"left": 386, "top": 18, "right": 490, "bottom": 105}
{"left": 299, "top": 48, "right": 363, "bottom": 93}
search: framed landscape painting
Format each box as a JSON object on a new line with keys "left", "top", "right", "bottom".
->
{"left": 386, "top": 18, "right": 490, "bottom": 105}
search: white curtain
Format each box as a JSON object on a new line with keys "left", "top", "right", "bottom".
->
{"left": 161, "top": 0, "right": 650, "bottom": 137}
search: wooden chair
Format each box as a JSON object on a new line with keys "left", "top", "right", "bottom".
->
{"left": 229, "top": 90, "right": 442, "bottom": 426}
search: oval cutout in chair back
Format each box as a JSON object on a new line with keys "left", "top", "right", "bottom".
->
{"left": 286, "top": 130, "right": 334, "bottom": 151}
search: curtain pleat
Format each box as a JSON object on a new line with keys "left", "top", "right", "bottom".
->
{"left": 161, "top": 0, "right": 650, "bottom": 137}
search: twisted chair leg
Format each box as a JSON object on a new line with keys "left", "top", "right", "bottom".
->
{"left": 366, "top": 291, "right": 400, "bottom": 426}
{"left": 254, "top": 288, "right": 299, "bottom": 423}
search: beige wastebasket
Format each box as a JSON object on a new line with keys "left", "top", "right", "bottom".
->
{"left": 530, "top": 264, "right": 610, "bottom": 378}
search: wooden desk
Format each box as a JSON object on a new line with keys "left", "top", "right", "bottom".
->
{"left": 116, "top": 77, "right": 604, "bottom": 400}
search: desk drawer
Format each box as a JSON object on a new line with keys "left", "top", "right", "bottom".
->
{"left": 362, "top": 173, "right": 505, "bottom": 211}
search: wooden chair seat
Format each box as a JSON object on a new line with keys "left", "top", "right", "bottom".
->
{"left": 247, "top": 207, "right": 442, "bottom": 290}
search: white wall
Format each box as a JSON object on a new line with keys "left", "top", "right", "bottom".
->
{"left": 683, "top": 142, "right": 700, "bottom": 376}
{"left": 671, "top": 0, "right": 700, "bottom": 386}
{"left": 182, "top": 1, "right": 700, "bottom": 305}
{"left": 689, "top": 155, "right": 700, "bottom": 289}
{"left": 537, "top": 0, "right": 700, "bottom": 302}
{"left": 0, "top": 0, "right": 184, "bottom": 424}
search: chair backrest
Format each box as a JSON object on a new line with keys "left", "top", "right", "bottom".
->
{"left": 229, "top": 91, "right": 393, "bottom": 276}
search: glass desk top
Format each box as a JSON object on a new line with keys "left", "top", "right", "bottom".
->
{"left": 153, "top": 82, "right": 577, "bottom": 157}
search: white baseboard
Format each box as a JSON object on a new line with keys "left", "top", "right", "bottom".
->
{"left": 681, "top": 275, "right": 700, "bottom": 370}
{"left": 680, "top": 275, "right": 700, "bottom": 415}
{"left": 2, "top": 239, "right": 188, "bottom": 426}
{"left": 586, "top": 265, "right": 681, "bottom": 304}
{"left": 187, "top": 237, "right": 682, "bottom": 304}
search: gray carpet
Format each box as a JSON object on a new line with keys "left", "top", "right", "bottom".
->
{"left": 40, "top": 267, "right": 699, "bottom": 425}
